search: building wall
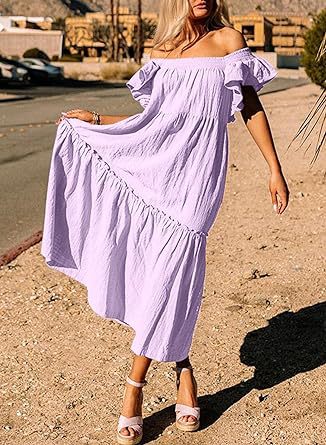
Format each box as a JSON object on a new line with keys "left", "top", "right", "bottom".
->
{"left": 230, "top": 13, "right": 274, "bottom": 50}
{"left": 0, "top": 31, "right": 63, "bottom": 58}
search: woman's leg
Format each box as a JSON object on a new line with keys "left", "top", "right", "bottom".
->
{"left": 119, "top": 354, "right": 152, "bottom": 437}
{"left": 175, "top": 356, "right": 198, "bottom": 422}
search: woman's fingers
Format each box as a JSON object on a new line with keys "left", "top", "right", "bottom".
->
{"left": 270, "top": 188, "right": 289, "bottom": 214}
{"left": 269, "top": 171, "right": 290, "bottom": 215}
{"left": 56, "top": 109, "right": 94, "bottom": 124}
{"left": 278, "top": 190, "right": 289, "bottom": 214}
{"left": 55, "top": 116, "right": 65, "bottom": 125}
{"left": 270, "top": 189, "right": 279, "bottom": 214}
{"left": 55, "top": 109, "right": 82, "bottom": 125}
{"left": 62, "top": 109, "right": 82, "bottom": 118}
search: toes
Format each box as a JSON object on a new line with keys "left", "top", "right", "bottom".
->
{"left": 128, "top": 427, "right": 136, "bottom": 437}
{"left": 120, "top": 427, "right": 130, "bottom": 436}
{"left": 181, "top": 415, "right": 196, "bottom": 423}
{"left": 119, "top": 426, "right": 139, "bottom": 437}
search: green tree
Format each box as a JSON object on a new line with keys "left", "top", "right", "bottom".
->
{"left": 301, "top": 9, "right": 326, "bottom": 88}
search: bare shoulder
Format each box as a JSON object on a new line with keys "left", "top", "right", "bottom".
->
{"left": 210, "top": 26, "right": 248, "bottom": 55}
{"left": 149, "top": 48, "right": 163, "bottom": 59}
{"left": 149, "top": 45, "right": 170, "bottom": 59}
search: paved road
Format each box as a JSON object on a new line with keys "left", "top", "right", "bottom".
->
{"left": 0, "top": 76, "right": 311, "bottom": 254}
{"left": 0, "top": 78, "right": 126, "bottom": 99}
{"left": 0, "top": 83, "right": 143, "bottom": 254}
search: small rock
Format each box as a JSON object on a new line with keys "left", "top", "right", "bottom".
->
{"left": 244, "top": 268, "right": 270, "bottom": 280}
{"left": 48, "top": 294, "right": 61, "bottom": 302}
{"left": 258, "top": 393, "right": 269, "bottom": 402}
{"left": 225, "top": 305, "right": 242, "bottom": 312}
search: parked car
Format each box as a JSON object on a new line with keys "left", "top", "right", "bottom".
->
{"left": 19, "top": 58, "right": 64, "bottom": 81}
{"left": 0, "top": 56, "right": 47, "bottom": 84}
{"left": 0, "top": 60, "right": 29, "bottom": 84}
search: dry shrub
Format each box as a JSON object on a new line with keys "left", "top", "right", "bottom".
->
{"left": 67, "top": 71, "right": 80, "bottom": 80}
{"left": 100, "top": 63, "right": 140, "bottom": 80}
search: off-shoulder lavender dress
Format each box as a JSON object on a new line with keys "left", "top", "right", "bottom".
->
{"left": 41, "top": 47, "right": 277, "bottom": 361}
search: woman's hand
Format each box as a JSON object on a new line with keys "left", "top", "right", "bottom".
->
{"left": 269, "top": 170, "right": 290, "bottom": 214}
{"left": 55, "top": 109, "right": 95, "bottom": 125}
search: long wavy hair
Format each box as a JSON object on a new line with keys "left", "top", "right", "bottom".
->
{"left": 151, "top": 0, "right": 233, "bottom": 56}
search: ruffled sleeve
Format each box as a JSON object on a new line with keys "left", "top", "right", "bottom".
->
{"left": 126, "top": 59, "right": 160, "bottom": 109}
{"left": 224, "top": 50, "right": 278, "bottom": 123}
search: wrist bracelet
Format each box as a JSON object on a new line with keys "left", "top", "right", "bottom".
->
{"left": 91, "top": 111, "right": 101, "bottom": 125}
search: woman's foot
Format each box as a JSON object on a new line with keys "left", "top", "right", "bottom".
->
{"left": 175, "top": 368, "right": 198, "bottom": 423}
{"left": 119, "top": 378, "right": 144, "bottom": 438}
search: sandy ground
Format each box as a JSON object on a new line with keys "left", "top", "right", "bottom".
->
{"left": 0, "top": 82, "right": 325, "bottom": 445}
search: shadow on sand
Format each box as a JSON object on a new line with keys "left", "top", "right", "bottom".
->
{"left": 143, "top": 302, "right": 326, "bottom": 442}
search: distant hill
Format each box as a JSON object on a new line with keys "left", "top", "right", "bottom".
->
{"left": 0, "top": 0, "right": 324, "bottom": 18}
{"left": 82, "top": 0, "right": 326, "bottom": 16}
{"left": 0, "top": 0, "right": 95, "bottom": 17}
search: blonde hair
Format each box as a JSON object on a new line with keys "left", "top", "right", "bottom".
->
{"left": 151, "top": 0, "right": 233, "bottom": 56}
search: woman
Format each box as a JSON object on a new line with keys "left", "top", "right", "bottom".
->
{"left": 43, "top": 0, "right": 289, "bottom": 443}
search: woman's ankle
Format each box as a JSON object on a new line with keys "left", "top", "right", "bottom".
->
{"left": 176, "top": 356, "right": 192, "bottom": 368}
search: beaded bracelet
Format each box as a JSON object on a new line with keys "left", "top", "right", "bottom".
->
{"left": 91, "top": 111, "right": 101, "bottom": 125}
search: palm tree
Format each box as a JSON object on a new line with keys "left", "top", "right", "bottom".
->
{"left": 287, "top": 19, "right": 325, "bottom": 167}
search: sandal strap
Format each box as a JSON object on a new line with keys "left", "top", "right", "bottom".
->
{"left": 172, "top": 365, "right": 194, "bottom": 389}
{"left": 175, "top": 404, "right": 200, "bottom": 421}
{"left": 126, "top": 376, "right": 147, "bottom": 387}
{"left": 172, "top": 365, "right": 193, "bottom": 373}
{"left": 118, "top": 415, "right": 143, "bottom": 433}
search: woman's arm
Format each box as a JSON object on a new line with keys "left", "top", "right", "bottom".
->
{"left": 99, "top": 114, "right": 131, "bottom": 125}
{"left": 56, "top": 109, "right": 131, "bottom": 126}
{"left": 240, "top": 87, "right": 290, "bottom": 214}
{"left": 240, "top": 87, "right": 281, "bottom": 174}
{"left": 221, "top": 28, "right": 290, "bottom": 215}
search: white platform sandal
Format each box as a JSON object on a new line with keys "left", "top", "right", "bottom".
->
{"left": 117, "top": 376, "right": 147, "bottom": 445}
{"left": 172, "top": 365, "right": 200, "bottom": 432}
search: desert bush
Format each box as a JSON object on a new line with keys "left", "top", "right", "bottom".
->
{"left": 67, "top": 71, "right": 80, "bottom": 80}
{"left": 23, "top": 48, "right": 50, "bottom": 60}
{"left": 59, "top": 54, "right": 83, "bottom": 62}
{"left": 100, "top": 63, "right": 139, "bottom": 80}
{"left": 301, "top": 9, "right": 326, "bottom": 87}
